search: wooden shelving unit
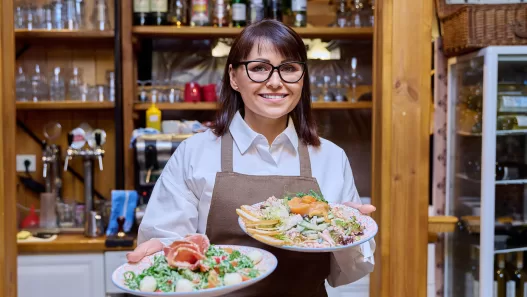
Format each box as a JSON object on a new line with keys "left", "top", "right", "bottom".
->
{"left": 16, "top": 101, "right": 115, "bottom": 110}
{"left": 132, "top": 26, "right": 374, "bottom": 39}
{"left": 15, "top": 29, "right": 114, "bottom": 40}
{"left": 133, "top": 101, "right": 372, "bottom": 111}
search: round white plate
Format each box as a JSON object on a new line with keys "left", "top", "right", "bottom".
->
{"left": 238, "top": 202, "right": 378, "bottom": 253}
{"left": 112, "top": 245, "right": 278, "bottom": 297}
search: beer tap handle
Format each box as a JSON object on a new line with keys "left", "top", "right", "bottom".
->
{"left": 98, "top": 155, "right": 103, "bottom": 171}
{"left": 67, "top": 132, "right": 73, "bottom": 148}
{"left": 63, "top": 156, "right": 69, "bottom": 171}
{"left": 43, "top": 162, "right": 48, "bottom": 178}
{"left": 94, "top": 131, "right": 101, "bottom": 147}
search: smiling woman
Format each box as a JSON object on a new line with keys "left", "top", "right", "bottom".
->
{"left": 129, "top": 19, "right": 376, "bottom": 297}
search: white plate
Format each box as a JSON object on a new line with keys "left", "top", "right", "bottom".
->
{"left": 238, "top": 202, "right": 378, "bottom": 253}
{"left": 111, "top": 245, "right": 277, "bottom": 297}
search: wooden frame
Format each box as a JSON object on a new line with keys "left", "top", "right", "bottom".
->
{"left": 370, "top": 0, "right": 432, "bottom": 296}
{"left": 0, "top": 0, "right": 18, "bottom": 295}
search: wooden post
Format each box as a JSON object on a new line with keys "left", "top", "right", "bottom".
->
{"left": 370, "top": 0, "right": 432, "bottom": 296}
{"left": 0, "top": 0, "right": 18, "bottom": 295}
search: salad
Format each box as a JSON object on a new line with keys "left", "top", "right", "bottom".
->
{"left": 123, "top": 234, "right": 263, "bottom": 293}
{"left": 236, "top": 190, "right": 366, "bottom": 248}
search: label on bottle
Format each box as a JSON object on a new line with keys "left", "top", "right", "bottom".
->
{"left": 474, "top": 280, "right": 480, "bottom": 297}
{"left": 232, "top": 3, "right": 247, "bottom": 21}
{"left": 501, "top": 96, "right": 527, "bottom": 111}
{"left": 134, "top": 0, "right": 150, "bottom": 12}
{"left": 516, "top": 116, "right": 527, "bottom": 128}
{"left": 151, "top": 0, "right": 168, "bottom": 12}
{"left": 507, "top": 280, "right": 516, "bottom": 297}
{"left": 192, "top": 0, "right": 207, "bottom": 13}
{"left": 215, "top": 3, "right": 226, "bottom": 18}
{"left": 292, "top": 0, "right": 306, "bottom": 12}
{"left": 149, "top": 115, "right": 159, "bottom": 122}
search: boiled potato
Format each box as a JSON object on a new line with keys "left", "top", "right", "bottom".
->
{"left": 139, "top": 276, "right": 157, "bottom": 292}
{"left": 175, "top": 279, "right": 194, "bottom": 292}
{"left": 247, "top": 250, "right": 263, "bottom": 264}
{"left": 224, "top": 273, "right": 243, "bottom": 286}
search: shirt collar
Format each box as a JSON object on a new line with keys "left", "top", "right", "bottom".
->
{"left": 229, "top": 110, "right": 299, "bottom": 154}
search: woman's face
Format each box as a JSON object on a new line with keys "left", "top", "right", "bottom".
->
{"left": 229, "top": 39, "right": 304, "bottom": 120}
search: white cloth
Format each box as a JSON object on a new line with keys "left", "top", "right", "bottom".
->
{"left": 138, "top": 111, "right": 375, "bottom": 287}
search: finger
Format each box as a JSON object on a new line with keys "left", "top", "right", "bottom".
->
{"left": 343, "top": 202, "right": 376, "bottom": 215}
{"left": 126, "top": 240, "right": 163, "bottom": 263}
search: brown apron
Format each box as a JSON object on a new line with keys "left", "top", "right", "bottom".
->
{"left": 205, "top": 132, "right": 330, "bottom": 297}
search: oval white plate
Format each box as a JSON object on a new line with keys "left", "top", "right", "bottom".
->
{"left": 238, "top": 202, "right": 378, "bottom": 253}
{"left": 112, "top": 245, "right": 278, "bottom": 297}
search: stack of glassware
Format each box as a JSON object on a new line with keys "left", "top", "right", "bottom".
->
{"left": 16, "top": 64, "right": 115, "bottom": 103}
{"left": 14, "top": 0, "right": 111, "bottom": 31}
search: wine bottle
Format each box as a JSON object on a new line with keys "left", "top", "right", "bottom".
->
{"left": 266, "top": 0, "right": 282, "bottom": 21}
{"left": 134, "top": 0, "right": 151, "bottom": 25}
{"left": 291, "top": 0, "right": 306, "bottom": 27}
{"left": 495, "top": 162, "right": 527, "bottom": 181}
{"left": 231, "top": 0, "right": 247, "bottom": 27}
{"left": 213, "top": 0, "right": 228, "bottom": 27}
{"left": 248, "top": 0, "right": 265, "bottom": 24}
{"left": 495, "top": 254, "right": 511, "bottom": 297}
{"left": 513, "top": 252, "right": 527, "bottom": 297}
{"left": 151, "top": 0, "right": 168, "bottom": 25}
{"left": 168, "top": 0, "right": 188, "bottom": 26}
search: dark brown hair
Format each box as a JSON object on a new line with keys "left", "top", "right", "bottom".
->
{"left": 213, "top": 19, "right": 320, "bottom": 147}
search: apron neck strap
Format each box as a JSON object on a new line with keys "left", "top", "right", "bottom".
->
{"left": 221, "top": 131, "right": 312, "bottom": 177}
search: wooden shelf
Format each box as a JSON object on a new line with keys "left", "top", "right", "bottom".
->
{"left": 133, "top": 101, "right": 372, "bottom": 111}
{"left": 16, "top": 101, "right": 115, "bottom": 110}
{"left": 17, "top": 234, "right": 136, "bottom": 254}
{"left": 132, "top": 26, "right": 374, "bottom": 39}
{"left": 15, "top": 29, "right": 114, "bottom": 40}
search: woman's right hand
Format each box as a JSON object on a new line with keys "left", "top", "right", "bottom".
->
{"left": 126, "top": 239, "right": 164, "bottom": 263}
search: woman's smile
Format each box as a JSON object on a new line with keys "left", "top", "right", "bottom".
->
{"left": 258, "top": 92, "right": 289, "bottom": 103}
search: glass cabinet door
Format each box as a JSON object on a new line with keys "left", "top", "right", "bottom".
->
{"left": 445, "top": 47, "right": 527, "bottom": 297}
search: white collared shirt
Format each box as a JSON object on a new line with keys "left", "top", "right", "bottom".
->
{"left": 138, "top": 111, "right": 375, "bottom": 287}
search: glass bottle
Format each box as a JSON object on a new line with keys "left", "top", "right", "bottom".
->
{"left": 266, "top": 0, "right": 282, "bottom": 21}
{"left": 495, "top": 253, "right": 510, "bottom": 297}
{"left": 168, "top": 0, "right": 188, "bottom": 26}
{"left": 75, "top": 0, "right": 86, "bottom": 29}
{"left": 248, "top": 0, "right": 265, "bottom": 24}
{"left": 190, "top": 0, "right": 210, "bottom": 26}
{"left": 513, "top": 252, "right": 527, "bottom": 297}
{"left": 49, "top": 67, "right": 65, "bottom": 102}
{"left": 16, "top": 66, "right": 30, "bottom": 102}
{"left": 91, "top": 0, "right": 111, "bottom": 30}
{"left": 30, "top": 65, "right": 48, "bottom": 102}
{"left": 231, "top": 0, "right": 246, "bottom": 27}
{"left": 134, "top": 0, "right": 151, "bottom": 25}
{"left": 68, "top": 67, "right": 83, "bottom": 101}
{"left": 349, "top": 0, "right": 362, "bottom": 27}
{"left": 322, "top": 75, "right": 333, "bottom": 102}
{"left": 151, "top": 0, "right": 168, "bottom": 25}
{"left": 213, "top": 0, "right": 228, "bottom": 27}
{"left": 334, "top": 75, "right": 347, "bottom": 102}
{"left": 335, "top": 0, "right": 349, "bottom": 28}
{"left": 291, "top": 0, "right": 306, "bottom": 27}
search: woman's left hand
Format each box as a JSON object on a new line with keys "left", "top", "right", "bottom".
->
{"left": 343, "top": 202, "right": 376, "bottom": 215}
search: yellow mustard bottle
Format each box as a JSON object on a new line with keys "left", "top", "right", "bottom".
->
{"left": 146, "top": 101, "right": 161, "bottom": 131}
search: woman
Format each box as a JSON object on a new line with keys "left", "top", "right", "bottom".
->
{"left": 127, "top": 19, "right": 376, "bottom": 296}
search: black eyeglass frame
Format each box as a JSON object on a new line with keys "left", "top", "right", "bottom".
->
{"left": 233, "top": 60, "right": 307, "bottom": 83}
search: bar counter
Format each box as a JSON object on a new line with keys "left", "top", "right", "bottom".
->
{"left": 17, "top": 216, "right": 457, "bottom": 254}
{"left": 17, "top": 234, "right": 137, "bottom": 254}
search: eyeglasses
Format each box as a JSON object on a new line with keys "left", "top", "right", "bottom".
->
{"left": 234, "top": 60, "right": 306, "bottom": 83}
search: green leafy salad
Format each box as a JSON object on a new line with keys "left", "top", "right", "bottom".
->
{"left": 123, "top": 244, "right": 263, "bottom": 293}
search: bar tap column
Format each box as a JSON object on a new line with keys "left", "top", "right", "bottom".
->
{"left": 64, "top": 127, "right": 106, "bottom": 237}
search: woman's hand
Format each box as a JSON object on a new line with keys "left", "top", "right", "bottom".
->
{"left": 126, "top": 239, "right": 164, "bottom": 263}
{"left": 343, "top": 202, "right": 376, "bottom": 215}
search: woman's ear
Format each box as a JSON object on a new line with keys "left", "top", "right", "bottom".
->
{"left": 229, "top": 64, "right": 239, "bottom": 91}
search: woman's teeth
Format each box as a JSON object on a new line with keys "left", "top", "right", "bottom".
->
{"left": 261, "top": 94, "right": 286, "bottom": 99}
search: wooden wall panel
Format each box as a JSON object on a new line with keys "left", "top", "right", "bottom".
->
{"left": 370, "top": 0, "right": 432, "bottom": 296}
{"left": 0, "top": 0, "right": 17, "bottom": 295}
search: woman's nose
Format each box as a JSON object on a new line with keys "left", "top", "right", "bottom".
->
{"left": 266, "top": 71, "right": 282, "bottom": 88}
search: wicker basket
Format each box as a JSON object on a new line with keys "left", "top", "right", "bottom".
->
{"left": 436, "top": 1, "right": 527, "bottom": 57}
